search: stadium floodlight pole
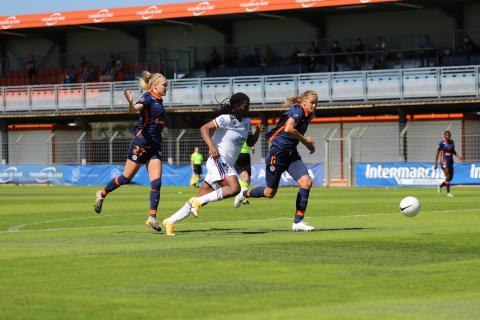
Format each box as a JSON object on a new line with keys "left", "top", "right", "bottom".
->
{"left": 76, "top": 132, "right": 87, "bottom": 165}
{"left": 399, "top": 124, "right": 409, "bottom": 162}
{"left": 45, "top": 133, "right": 55, "bottom": 165}
{"left": 324, "top": 128, "right": 338, "bottom": 187}
{"left": 109, "top": 131, "right": 119, "bottom": 164}
{"left": 175, "top": 129, "right": 186, "bottom": 165}
{"left": 345, "top": 128, "right": 359, "bottom": 187}
{"left": 15, "top": 134, "right": 23, "bottom": 165}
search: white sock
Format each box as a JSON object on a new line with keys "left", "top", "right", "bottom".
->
{"left": 197, "top": 188, "right": 223, "bottom": 205}
{"left": 168, "top": 202, "right": 191, "bottom": 224}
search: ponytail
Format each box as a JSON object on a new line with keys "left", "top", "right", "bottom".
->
{"left": 283, "top": 90, "right": 318, "bottom": 108}
{"left": 138, "top": 70, "right": 165, "bottom": 91}
{"left": 216, "top": 92, "right": 250, "bottom": 115}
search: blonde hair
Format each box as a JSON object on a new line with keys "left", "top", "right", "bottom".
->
{"left": 138, "top": 71, "right": 166, "bottom": 91}
{"left": 283, "top": 90, "right": 318, "bottom": 108}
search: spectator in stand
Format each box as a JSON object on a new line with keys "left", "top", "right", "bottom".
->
{"left": 347, "top": 53, "right": 361, "bottom": 71}
{"left": 225, "top": 46, "right": 239, "bottom": 67}
{"left": 26, "top": 54, "right": 36, "bottom": 85}
{"left": 307, "top": 42, "right": 320, "bottom": 72}
{"left": 80, "top": 57, "right": 88, "bottom": 70}
{"left": 290, "top": 47, "right": 302, "bottom": 65}
{"left": 82, "top": 62, "right": 95, "bottom": 82}
{"left": 99, "top": 54, "right": 117, "bottom": 82}
{"left": 100, "top": 65, "right": 116, "bottom": 82}
{"left": 353, "top": 38, "right": 366, "bottom": 66}
{"left": 64, "top": 65, "right": 77, "bottom": 84}
{"left": 330, "top": 41, "right": 343, "bottom": 71}
{"left": 374, "top": 36, "right": 387, "bottom": 51}
{"left": 461, "top": 35, "right": 478, "bottom": 63}
{"left": 263, "top": 46, "right": 276, "bottom": 66}
{"left": 440, "top": 48, "right": 453, "bottom": 66}
{"left": 206, "top": 47, "right": 221, "bottom": 75}
{"left": 372, "top": 36, "right": 387, "bottom": 69}
{"left": 244, "top": 47, "right": 261, "bottom": 67}
{"left": 419, "top": 35, "right": 435, "bottom": 67}
{"left": 114, "top": 55, "right": 123, "bottom": 74}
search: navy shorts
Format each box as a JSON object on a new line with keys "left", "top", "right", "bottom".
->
{"left": 441, "top": 159, "right": 454, "bottom": 181}
{"left": 127, "top": 137, "right": 162, "bottom": 164}
{"left": 264, "top": 145, "right": 309, "bottom": 189}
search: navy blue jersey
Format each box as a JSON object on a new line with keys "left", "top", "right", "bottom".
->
{"left": 265, "top": 104, "right": 310, "bottom": 151}
{"left": 133, "top": 92, "right": 166, "bottom": 143}
{"left": 438, "top": 139, "right": 456, "bottom": 164}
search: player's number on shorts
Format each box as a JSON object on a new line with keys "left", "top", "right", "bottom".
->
{"left": 133, "top": 146, "right": 146, "bottom": 156}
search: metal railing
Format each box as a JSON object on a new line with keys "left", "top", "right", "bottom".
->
{"left": 1, "top": 65, "right": 480, "bottom": 113}
{"left": 3, "top": 128, "right": 480, "bottom": 166}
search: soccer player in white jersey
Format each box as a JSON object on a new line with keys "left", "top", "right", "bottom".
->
{"left": 162, "top": 93, "right": 264, "bottom": 236}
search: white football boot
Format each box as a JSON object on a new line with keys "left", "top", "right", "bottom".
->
{"left": 93, "top": 190, "right": 105, "bottom": 214}
{"left": 233, "top": 187, "right": 248, "bottom": 208}
{"left": 292, "top": 221, "right": 315, "bottom": 232}
{"left": 145, "top": 217, "right": 161, "bottom": 232}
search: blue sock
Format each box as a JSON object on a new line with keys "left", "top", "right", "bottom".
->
{"left": 103, "top": 175, "right": 130, "bottom": 195}
{"left": 149, "top": 178, "right": 161, "bottom": 218}
{"left": 246, "top": 187, "right": 265, "bottom": 198}
{"left": 294, "top": 188, "right": 310, "bottom": 223}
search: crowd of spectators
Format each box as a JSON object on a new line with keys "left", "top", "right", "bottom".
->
{"left": 2, "top": 34, "right": 480, "bottom": 86}
{"left": 202, "top": 34, "right": 480, "bottom": 77}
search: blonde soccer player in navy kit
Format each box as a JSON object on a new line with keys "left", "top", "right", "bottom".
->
{"left": 235, "top": 90, "right": 318, "bottom": 232}
{"left": 162, "top": 93, "right": 264, "bottom": 236}
{"left": 94, "top": 71, "right": 167, "bottom": 231}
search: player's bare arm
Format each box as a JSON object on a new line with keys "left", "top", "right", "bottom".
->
{"left": 284, "top": 117, "right": 315, "bottom": 154}
{"left": 433, "top": 149, "right": 440, "bottom": 169}
{"left": 124, "top": 89, "right": 143, "bottom": 113}
{"left": 200, "top": 120, "right": 220, "bottom": 158}
{"left": 246, "top": 124, "right": 265, "bottom": 147}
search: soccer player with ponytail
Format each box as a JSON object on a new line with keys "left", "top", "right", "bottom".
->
{"left": 234, "top": 90, "right": 318, "bottom": 231}
{"left": 93, "top": 71, "right": 168, "bottom": 231}
{"left": 162, "top": 92, "right": 264, "bottom": 236}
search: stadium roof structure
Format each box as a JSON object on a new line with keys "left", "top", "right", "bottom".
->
{"left": 0, "top": 0, "right": 399, "bottom": 31}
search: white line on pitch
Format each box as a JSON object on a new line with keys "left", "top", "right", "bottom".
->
{"left": 2, "top": 208, "right": 479, "bottom": 234}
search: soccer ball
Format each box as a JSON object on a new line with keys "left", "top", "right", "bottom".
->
{"left": 399, "top": 196, "right": 421, "bottom": 217}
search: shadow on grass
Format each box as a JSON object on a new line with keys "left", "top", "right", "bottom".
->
{"left": 172, "top": 227, "right": 377, "bottom": 235}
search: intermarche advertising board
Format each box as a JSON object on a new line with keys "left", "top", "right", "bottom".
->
{"left": 355, "top": 162, "right": 480, "bottom": 187}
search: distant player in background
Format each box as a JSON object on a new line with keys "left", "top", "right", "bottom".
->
{"left": 434, "top": 130, "right": 461, "bottom": 197}
{"left": 93, "top": 71, "right": 168, "bottom": 231}
{"left": 190, "top": 146, "right": 204, "bottom": 189}
{"left": 234, "top": 90, "right": 318, "bottom": 232}
{"left": 162, "top": 93, "right": 264, "bottom": 236}
{"left": 234, "top": 142, "right": 255, "bottom": 206}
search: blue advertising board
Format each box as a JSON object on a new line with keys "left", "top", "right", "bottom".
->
{"left": 355, "top": 162, "right": 480, "bottom": 187}
{"left": 0, "top": 163, "right": 323, "bottom": 187}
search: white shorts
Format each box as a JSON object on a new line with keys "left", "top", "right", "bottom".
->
{"left": 204, "top": 156, "right": 238, "bottom": 189}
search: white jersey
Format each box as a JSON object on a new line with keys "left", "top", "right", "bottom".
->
{"left": 212, "top": 114, "right": 252, "bottom": 166}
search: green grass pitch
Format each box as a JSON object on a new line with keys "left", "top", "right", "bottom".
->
{"left": 0, "top": 185, "right": 479, "bottom": 319}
